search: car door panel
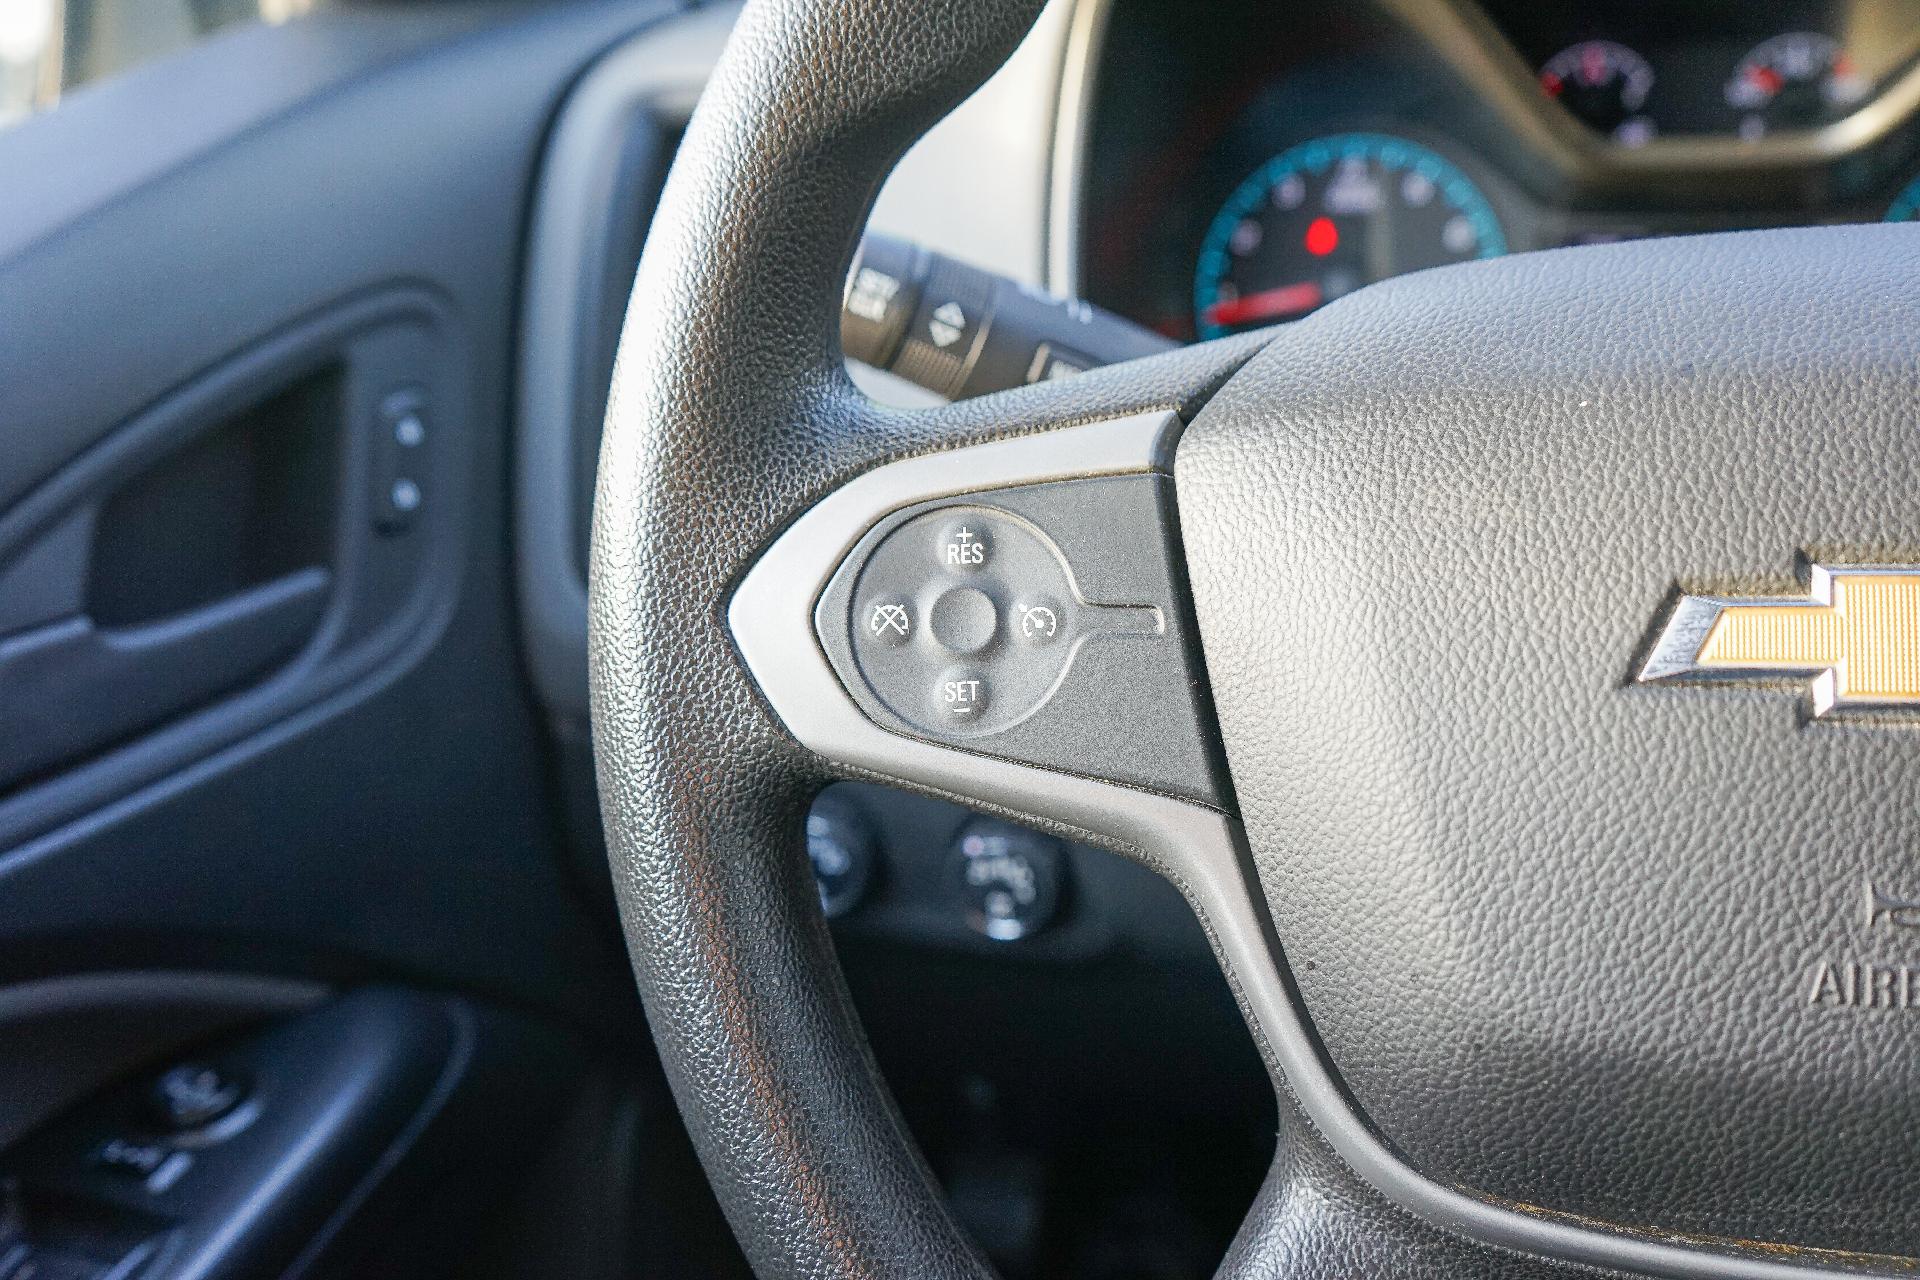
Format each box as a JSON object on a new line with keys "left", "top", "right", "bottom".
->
{"left": 0, "top": 1, "right": 700, "bottom": 1273}
{"left": 0, "top": 0, "right": 673, "bottom": 983}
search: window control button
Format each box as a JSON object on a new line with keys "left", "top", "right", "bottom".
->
{"left": 91, "top": 1139, "right": 168, "bottom": 1179}
{"left": 92, "top": 1139, "right": 192, "bottom": 1194}
{"left": 150, "top": 1063, "right": 246, "bottom": 1131}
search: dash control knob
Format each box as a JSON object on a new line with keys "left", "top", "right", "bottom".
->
{"left": 807, "top": 793, "right": 878, "bottom": 919}
{"left": 949, "top": 819, "right": 1065, "bottom": 941}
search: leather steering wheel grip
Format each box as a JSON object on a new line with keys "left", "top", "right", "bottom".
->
{"left": 589, "top": 0, "right": 1605, "bottom": 1277}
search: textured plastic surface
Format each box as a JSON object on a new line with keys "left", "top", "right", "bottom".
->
{"left": 0, "top": 0, "right": 663, "bottom": 1030}
{"left": 0, "top": 569, "right": 328, "bottom": 790}
{"left": 516, "top": 4, "right": 738, "bottom": 722}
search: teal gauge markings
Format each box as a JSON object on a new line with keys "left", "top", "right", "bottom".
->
{"left": 1194, "top": 132, "right": 1508, "bottom": 340}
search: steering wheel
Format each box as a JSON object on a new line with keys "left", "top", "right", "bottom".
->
{"left": 588, "top": 0, "right": 1920, "bottom": 1276}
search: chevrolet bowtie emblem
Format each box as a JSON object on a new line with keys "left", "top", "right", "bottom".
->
{"left": 1639, "top": 564, "right": 1920, "bottom": 716}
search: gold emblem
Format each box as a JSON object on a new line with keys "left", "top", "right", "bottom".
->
{"left": 1639, "top": 565, "right": 1920, "bottom": 716}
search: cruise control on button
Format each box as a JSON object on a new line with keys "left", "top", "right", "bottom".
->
{"left": 1015, "top": 598, "right": 1062, "bottom": 645}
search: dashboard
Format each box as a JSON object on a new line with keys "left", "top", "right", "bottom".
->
{"left": 1075, "top": 0, "right": 1920, "bottom": 340}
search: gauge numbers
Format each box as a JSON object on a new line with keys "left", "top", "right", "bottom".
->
{"left": 1193, "top": 133, "right": 1507, "bottom": 339}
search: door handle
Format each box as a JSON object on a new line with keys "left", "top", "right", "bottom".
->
{"left": 0, "top": 568, "right": 330, "bottom": 790}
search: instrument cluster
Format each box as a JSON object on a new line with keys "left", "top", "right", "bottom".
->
{"left": 1077, "top": 0, "right": 1920, "bottom": 341}
{"left": 1491, "top": 1, "right": 1907, "bottom": 145}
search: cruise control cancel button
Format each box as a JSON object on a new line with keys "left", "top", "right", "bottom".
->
{"left": 862, "top": 596, "right": 914, "bottom": 647}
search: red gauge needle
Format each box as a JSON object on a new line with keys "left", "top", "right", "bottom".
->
{"left": 1202, "top": 280, "right": 1325, "bottom": 328}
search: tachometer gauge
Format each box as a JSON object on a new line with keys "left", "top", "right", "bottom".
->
{"left": 1726, "top": 32, "right": 1869, "bottom": 139}
{"left": 1193, "top": 133, "right": 1507, "bottom": 339}
{"left": 1540, "top": 40, "right": 1656, "bottom": 146}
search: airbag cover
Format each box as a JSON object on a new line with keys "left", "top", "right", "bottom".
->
{"left": 1176, "top": 225, "right": 1920, "bottom": 1256}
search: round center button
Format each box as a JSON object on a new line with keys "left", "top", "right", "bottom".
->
{"left": 928, "top": 586, "right": 998, "bottom": 654}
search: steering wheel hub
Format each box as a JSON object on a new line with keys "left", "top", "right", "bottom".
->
{"left": 1177, "top": 228, "right": 1920, "bottom": 1256}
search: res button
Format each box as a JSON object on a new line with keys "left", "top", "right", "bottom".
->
{"left": 936, "top": 520, "right": 991, "bottom": 572}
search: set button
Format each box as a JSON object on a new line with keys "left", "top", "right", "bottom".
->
{"left": 936, "top": 668, "right": 990, "bottom": 720}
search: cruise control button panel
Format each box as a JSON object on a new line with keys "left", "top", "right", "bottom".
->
{"left": 847, "top": 503, "right": 1106, "bottom": 738}
{"left": 815, "top": 475, "right": 1225, "bottom": 807}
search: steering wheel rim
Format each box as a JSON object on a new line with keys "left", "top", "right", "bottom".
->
{"left": 590, "top": 3, "right": 1259, "bottom": 1273}
{"left": 591, "top": 1, "right": 1920, "bottom": 1276}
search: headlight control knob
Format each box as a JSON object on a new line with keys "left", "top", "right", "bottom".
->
{"left": 948, "top": 819, "right": 1065, "bottom": 941}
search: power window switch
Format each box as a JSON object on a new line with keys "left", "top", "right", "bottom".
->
{"left": 90, "top": 1139, "right": 191, "bottom": 1194}
{"left": 89, "top": 1140, "right": 166, "bottom": 1180}
{"left": 149, "top": 1063, "right": 245, "bottom": 1132}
